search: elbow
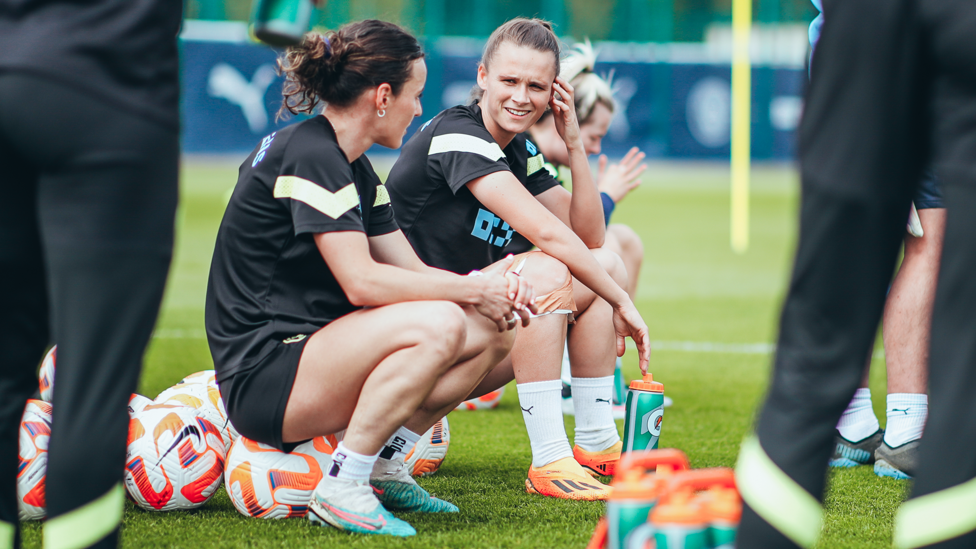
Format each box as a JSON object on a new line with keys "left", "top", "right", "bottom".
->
{"left": 343, "top": 279, "right": 376, "bottom": 307}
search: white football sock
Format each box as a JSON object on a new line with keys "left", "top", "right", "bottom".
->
{"left": 571, "top": 375, "right": 621, "bottom": 452}
{"left": 560, "top": 342, "right": 572, "bottom": 386}
{"left": 884, "top": 393, "right": 927, "bottom": 447}
{"left": 517, "top": 380, "right": 573, "bottom": 468}
{"left": 378, "top": 426, "right": 420, "bottom": 462}
{"left": 328, "top": 441, "right": 378, "bottom": 482}
{"left": 836, "top": 388, "right": 880, "bottom": 442}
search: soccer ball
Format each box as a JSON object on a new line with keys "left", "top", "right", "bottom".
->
{"left": 204, "top": 376, "right": 240, "bottom": 443}
{"left": 405, "top": 416, "right": 450, "bottom": 477}
{"left": 124, "top": 406, "right": 226, "bottom": 511}
{"left": 154, "top": 380, "right": 234, "bottom": 452}
{"left": 175, "top": 370, "right": 216, "bottom": 386}
{"left": 129, "top": 393, "right": 153, "bottom": 415}
{"left": 224, "top": 434, "right": 341, "bottom": 519}
{"left": 18, "top": 400, "right": 52, "bottom": 520}
{"left": 455, "top": 386, "right": 505, "bottom": 410}
{"left": 38, "top": 347, "right": 56, "bottom": 402}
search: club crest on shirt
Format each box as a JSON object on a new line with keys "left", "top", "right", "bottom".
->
{"left": 471, "top": 208, "right": 515, "bottom": 248}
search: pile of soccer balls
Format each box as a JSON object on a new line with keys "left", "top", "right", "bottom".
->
{"left": 18, "top": 345, "right": 451, "bottom": 520}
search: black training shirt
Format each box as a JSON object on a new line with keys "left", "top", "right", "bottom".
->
{"left": 206, "top": 116, "right": 399, "bottom": 381}
{"left": 0, "top": 0, "right": 182, "bottom": 130}
{"left": 386, "top": 104, "right": 560, "bottom": 274}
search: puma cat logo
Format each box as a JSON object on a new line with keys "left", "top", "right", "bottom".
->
{"left": 596, "top": 398, "right": 611, "bottom": 404}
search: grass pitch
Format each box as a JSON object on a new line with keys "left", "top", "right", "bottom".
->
{"left": 22, "top": 158, "right": 906, "bottom": 548}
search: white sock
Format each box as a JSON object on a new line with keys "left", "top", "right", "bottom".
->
{"left": 571, "top": 376, "right": 621, "bottom": 452}
{"left": 884, "top": 393, "right": 927, "bottom": 447}
{"left": 836, "top": 388, "right": 880, "bottom": 442}
{"left": 328, "top": 441, "right": 378, "bottom": 482}
{"left": 517, "top": 380, "right": 573, "bottom": 468}
{"left": 378, "top": 426, "right": 421, "bottom": 461}
{"left": 560, "top": 342, "right": 572, "bottom": 386}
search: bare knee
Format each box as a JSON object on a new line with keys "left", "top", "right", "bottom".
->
{"left": 518, "top": 253, "right": 570, "bottom": 295}
{"left": 609, "top": 224, "right": 644, "bottom": 262}
{"left": 591, "top": 247, "right": 627, "bottom": 287}
{"left": 411, "top": 301, "right": 467, "bottom": 366}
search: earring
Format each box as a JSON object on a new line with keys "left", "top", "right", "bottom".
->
{"left": 377, "top": 109, "right": 386, "bottom": 118}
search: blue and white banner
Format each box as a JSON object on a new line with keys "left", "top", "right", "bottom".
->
{"left": 180, "top": 37, "right": 805, "bottom": 159}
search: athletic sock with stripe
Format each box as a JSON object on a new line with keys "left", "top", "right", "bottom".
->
{"left": 571, "top": 375, "right": 621, "bottom": 452}
{"left": 884, "top": 393, "right": 927, "bottom": 447}
{"left": 836, "top": 388, "right": 880, "bottom": 443}
{"left": 378, "top": 427, "right": 421, "bottom": 462}
{"left": 517, "top": 379, "right": 573, "bottom": 467}
{"left": 329, "top": 441, "right": 379, "bottom": 482}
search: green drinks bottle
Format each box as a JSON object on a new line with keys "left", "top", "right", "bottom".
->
{"left": 250, "top": 0, "right": 314, "bottom": 47}
{"left": 621, "top": 374, "right": 665, "bottom": 453}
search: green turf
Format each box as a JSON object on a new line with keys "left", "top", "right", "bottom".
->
{"left": 21, "top": 159, "right": 903, "bottom": 548}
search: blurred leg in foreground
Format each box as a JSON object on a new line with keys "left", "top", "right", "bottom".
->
{"left": 736, "top": 0, "right": 976, "bottom": 547}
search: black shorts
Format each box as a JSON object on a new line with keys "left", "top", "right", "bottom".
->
{"left": 914, "top": 169, "right": 944, "bottom": 210}
{"left": 218, "top": 336, "right": 309, "bottom": 452}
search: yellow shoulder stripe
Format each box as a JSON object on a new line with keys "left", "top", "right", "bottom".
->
{"left": 273, "top": 176, "right": 360, "bottom": 219}
{"left": 527, "top": 154, "right": 546, "bottom": 176}
{"left": 374, "top": 184, "right": 391, "bottom": 206}
{"left": 429, "top": 133, "right": 505, "bottom": 161}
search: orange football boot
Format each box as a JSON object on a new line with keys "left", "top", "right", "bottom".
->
{"left": 574, "top": 441, "right": 623, "bottom": 477}
{"left": 526, "top": 457, "right": 612, "bottom": 500}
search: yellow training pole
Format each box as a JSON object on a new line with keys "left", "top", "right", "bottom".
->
{"left": 730, "top": 0, "right": 752, "bottom": 253}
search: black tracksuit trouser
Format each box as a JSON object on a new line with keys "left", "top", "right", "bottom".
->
{"left": 737, "top": 0, "right": 976, "bottom": 547}
{"left": 0, "top": 73, "right": 177, "bottom": 549}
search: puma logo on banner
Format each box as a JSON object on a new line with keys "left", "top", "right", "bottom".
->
{"left": 208, "top": 62, "right": 278, "bottom": 133}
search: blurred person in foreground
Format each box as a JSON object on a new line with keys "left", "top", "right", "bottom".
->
{"left": 0, "top": 0, "right": 181, "bottom": 546}
{"left": 806, "top": 0, "right": 947, "bottom": 481}
{"left": 735, "top": 0, "right": 976, "bottom": 547}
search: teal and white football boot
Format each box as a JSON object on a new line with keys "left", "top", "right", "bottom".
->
{"left": 370, "top": 457, "right": 459, "bottom": 513}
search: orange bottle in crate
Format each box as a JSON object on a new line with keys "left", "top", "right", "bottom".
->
{"left": 647, "top": 469, "right": 738, "bottom": 549}
{"left": 603, "top": 449, "right": 691, "bottom": 549}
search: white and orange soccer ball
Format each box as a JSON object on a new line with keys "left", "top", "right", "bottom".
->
{"left": 224, "top": 434, "right": 340, "bottom": 519}
{"left": 38, "top": 347, "right": 56, "bottom": 402}
{"left": 18, "top": 399, "right": 52, "bottom": 520}
{"left": 405, "top": 416, "right": 450, "bottom": 477}
{"left": 124, "top": 406, "right": 226, "bottom": 511}
{"left": 154, "top": 381, "right": 233, "bottom": 452}
{"left": 455, "top": 386, "right": 506, "bottom": 411}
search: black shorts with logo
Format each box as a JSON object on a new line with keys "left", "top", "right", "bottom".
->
{"left": 218, "top": 335, "right": 309, "bottom": 453}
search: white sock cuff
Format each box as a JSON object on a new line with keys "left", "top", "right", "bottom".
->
{"left": 517, "top": 379, "right": 563, "bottom": 394}
{"left": 379, "top": 426, "right": 421, "bottom": 461}
{"left": 571, "top": 376, "right": 614, "bottom": 388}
{"left": 330, "top": 441, "right": 379, "bottom": 482}
{"left": 853, "top": 387, "right": 872, "bottom": 400}
{"left": 887, "top": 393, "right": 928, "bottom": 409}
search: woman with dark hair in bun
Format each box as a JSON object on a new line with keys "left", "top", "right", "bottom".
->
{"left": 205, "top": 20, "right": 536, "bottom": 537}
{"left": 386, "top": 18, "right": 651, "bottom": 501}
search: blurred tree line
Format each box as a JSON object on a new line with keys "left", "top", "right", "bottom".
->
{"left": 185, "top": 0, "right": 817, "bottom": 42}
